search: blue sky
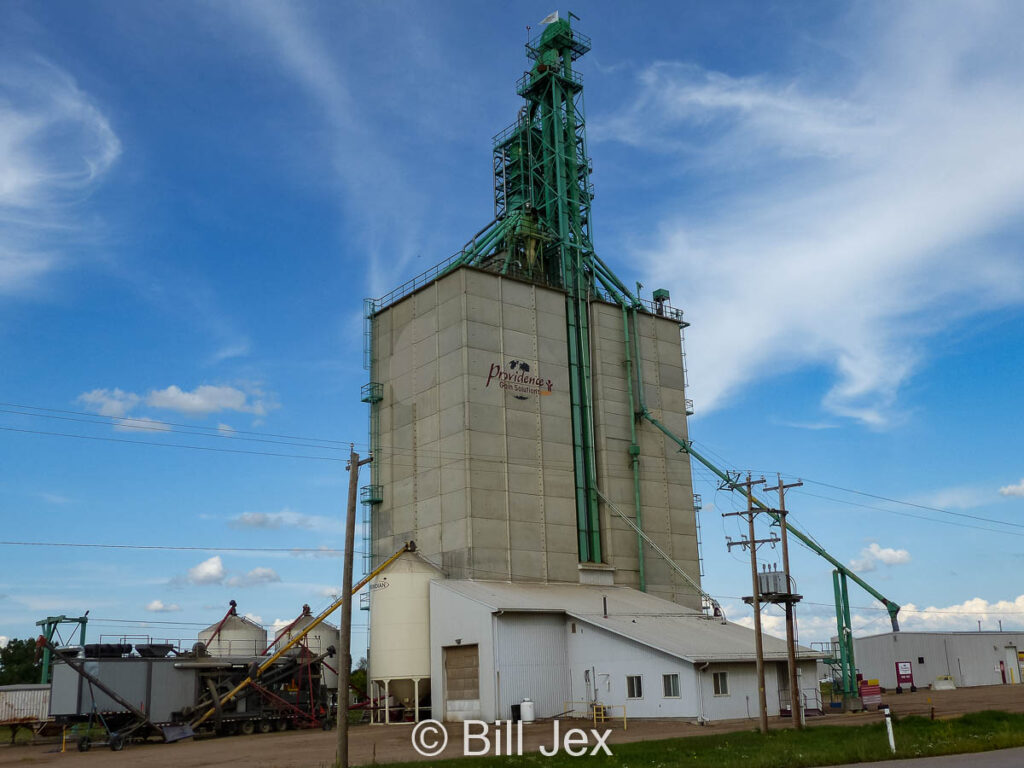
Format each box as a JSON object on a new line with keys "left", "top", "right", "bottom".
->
{"left": 2, "top": 1, "right": 1023, "bottom": 652}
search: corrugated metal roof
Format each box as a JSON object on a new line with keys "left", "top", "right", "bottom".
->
{"left": 434, "top": 580, "right": 822, "bottom": 663}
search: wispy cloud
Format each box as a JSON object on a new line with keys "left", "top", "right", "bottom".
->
{"left": 230, "top": 508, "right": 339, "bottom": 532}
{"left": 0, "top": 56, "right": 120, "bottom": 296}
{"left": 999, "top": 478, "right": 1024, "bottom": 497}
{"left": 599, "top": 3, "right": 1024, "bottom": 427}
{"left": 224, "top": 4, "right": 446, "bottom": 298}
{"left": 113, "top": 415, "right": 170, "bottom": 433}
{"left": 771, "top": 419, "right": 839, "bottom": 431}
{"left": 227, "top": 567, "right": 281, "bottom": 588}
{"left": 911, "top": 485, "right": 991, "bottom": 511}
{"left": 37, "top": 491, "right": 73, "bottom": 505}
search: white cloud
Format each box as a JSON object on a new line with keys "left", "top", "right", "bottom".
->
{"left": 145, "top": 384, "right": 267, "bottom": 416}
{"left": 999, "top": 478, "right": 1024, "bottom": 497}
{"left": 0, "top": 636, "right": 7, "bottom": 648}
{"left": 146, "top": 599, "right": 181, "bottom": 613}
{"left": 731, "top": 593, "right": 1024, "bottom": 644}
{"left": 850, "top": 542, "right": 911, "bottom": 572}
{"left": 78, "top": 383, "right": 274, "bottom": 420}
{"left": 227, "top": 567, "right": 281, "bottom": 587}
{"left": 77, "top": 388, "right": 140, "bottom": 418}
{"left": 230, "top": 508, "right": 338, "bottom": 532}
{"left": 898, "top": 594, "right": 1024, "bottom": 632}
{"left": 600, "top": 4, "right": 1024, "bottom": 426}
{"left": 186, "top": 556, "right": 226, "bottom": 585}
{"left": 244, "top": 612, "right": 263, "bottom": 624}
{"left": 0, "top": 57, "right": 121, "bottom": 296}
{"left": 217, "top": 423, "right": 235, "bottom": 434}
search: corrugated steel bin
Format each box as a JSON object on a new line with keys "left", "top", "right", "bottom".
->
{"left": 0, "top": 684, "right": 52, "bottom": 724}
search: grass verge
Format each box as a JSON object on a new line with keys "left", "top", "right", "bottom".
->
{"left": 375, "top": 710, "right": 1024, "bottom": 768}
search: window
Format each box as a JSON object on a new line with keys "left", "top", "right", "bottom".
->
{"left": 712, "top": 671, "right": 729, "bottom": 696}
{"left": 662, "top": 673, "right": 680, "bottom": 698}
{"left": 918, "top": 656, "right": 925, "bottom": 664}
{"left": 626, "top": 675, "right": 643, "bottom": 699}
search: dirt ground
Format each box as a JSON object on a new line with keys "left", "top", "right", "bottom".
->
{"left": 2, "top": 684, "right": 1023, "bottom": 768}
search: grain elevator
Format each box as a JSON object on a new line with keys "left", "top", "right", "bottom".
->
{"left": 361, "top": 17, "right": 709, "bottom": 720}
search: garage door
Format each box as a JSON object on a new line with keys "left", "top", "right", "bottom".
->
{"left": 444, "top": 644, "right": 480, "bottom": 721}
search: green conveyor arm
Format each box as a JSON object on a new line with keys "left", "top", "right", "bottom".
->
{"left": 641, "top": 411, "right": 901, "bottom": 632}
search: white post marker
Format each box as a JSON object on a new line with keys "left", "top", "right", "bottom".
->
{"left": 882, "top": 705, "right": 896, "bottom": 754}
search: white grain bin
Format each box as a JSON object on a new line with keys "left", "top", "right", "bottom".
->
{"left": 275, "top": 605, "right": 340, "bottom": 690}
{"left": 199, "top": 608, "right": 267, "bottom": 656}
{"left": 368, "top": 551, "right": 443, "bottom": 718}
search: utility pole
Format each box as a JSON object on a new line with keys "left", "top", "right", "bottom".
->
{"left": 338, "top": 445, "right": 372, "bottom": 768}
{"left": 765, "top": 474, "right": 804, "bottom": 729}
{"left": 723, "top": 473, "right": 773, "bottom": 734}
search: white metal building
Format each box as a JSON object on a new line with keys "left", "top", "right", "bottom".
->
{"left": 854, "top": 631, "right": 1024, "bottom": 689}
{"left": 427, "top": 579, "right": 819, "bottom": 723}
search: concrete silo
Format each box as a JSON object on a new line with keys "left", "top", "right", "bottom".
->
{"left": 361, "top": 18, "right": 704, "bottom": 704}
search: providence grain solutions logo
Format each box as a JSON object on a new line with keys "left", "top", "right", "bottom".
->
{"left": 411, "top": 719, "right": 612, "bottom": 758}
{"left": 484, "top": 359, "right": 554, "bottom": 401}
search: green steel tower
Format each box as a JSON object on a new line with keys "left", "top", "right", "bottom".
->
{"left": 443, "top": 17, "right": 641, "bottom": 562}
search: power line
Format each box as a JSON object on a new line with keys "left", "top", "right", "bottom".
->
{"left": 0, "top": 407, "right": 348, "bottom": 452}
{"left": 0, "top": 425, "right": 345, "bottom": 462}
{"left": 0, "top": 401, "right": 350, "bottom": 446}
{"left": 795, "top": 490, "right": 1024, "bottom": 538}
{"left": 0, "top": 540, "right": 366, "bottom": 556}
{"left": 800, "top": 478, "right": 1024, "bottom": 530}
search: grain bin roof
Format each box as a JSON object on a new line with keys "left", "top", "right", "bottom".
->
{"left": 434, "top": 580, "right": 823, "bottom": 663}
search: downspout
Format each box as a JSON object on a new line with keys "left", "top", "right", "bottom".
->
{"left": 622, "top": 305, "right": 645, "bottom": 591}
{"left": 696, "top": 662, "right": 710, "bottom": 723}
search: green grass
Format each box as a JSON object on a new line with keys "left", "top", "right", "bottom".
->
{"left": 367, "top": 711, "right": 1024, "bottom": 768}
{"left": 0, "top": 725, "right": 36, "bottom": 745}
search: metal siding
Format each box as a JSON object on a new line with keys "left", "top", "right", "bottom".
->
{"left": 854, "top": 632, "right": 1024, "bottom": 688}
{"left": 49, "top": 663, "right": 82, "bottom": 716}
{"left": 80, "top": 659, "right": 149, "bottom": 715}
{"left": 494, "top": 613, "right": 570, "bottom": 719}
{"left": 0, "top": 685, "right": 51, "bottom": 724}
{"left": 566, "top": 620, "right": 700, "bottom": 719}
{"left": 148, "top": 662, "right": 198, "bottom": 724}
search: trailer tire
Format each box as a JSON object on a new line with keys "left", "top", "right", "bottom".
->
{"left": 275, "top": 720, "right": 288, "bottom": 732}
{"left": 77, "top": 737, "right": 91, "bottom": 752}
{"left": 258, "top": 719, "right": 273, "bottom": 734}
{"left": 239, "top": 720, "right": 256, "bottom": 736}
{"left": 109, "top": 734, "right": 125, "bottom": 751}
{"left": 322, "top": 719, "right": 333, "bottom": 731}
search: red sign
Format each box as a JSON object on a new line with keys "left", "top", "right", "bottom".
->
{"left": 895, "top": 661, "right": 914, "bottom": 687}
